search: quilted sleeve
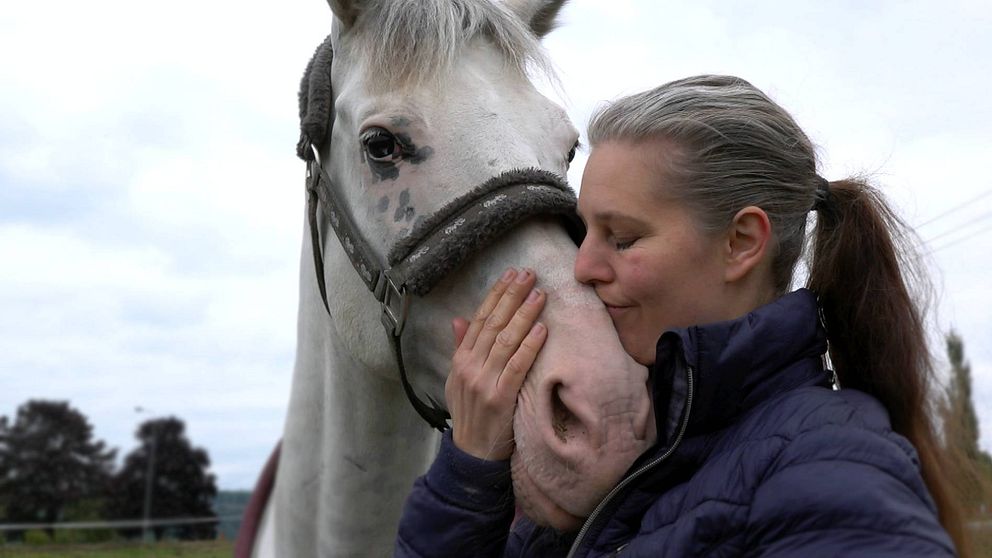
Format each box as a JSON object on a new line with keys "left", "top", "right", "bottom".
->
{"left": 395, "top": 430, "right": 516, "bottom": 558}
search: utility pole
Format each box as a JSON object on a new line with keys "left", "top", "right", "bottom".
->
{"left": 135, "top": 407, "right": 158, "bottom": 543}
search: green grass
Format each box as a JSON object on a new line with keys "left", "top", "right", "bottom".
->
{"left": 0, "top": 539, "right": 233, "bottom": 558}
{"left": 0, "top": 532, "right": 989, "bottom": 557}
{"left": 972, "top": 524, "right": 992, "bottom": 558}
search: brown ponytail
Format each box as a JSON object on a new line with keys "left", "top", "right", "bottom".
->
{"left": 808, "top": 178, "right": 972, "bottom": 556}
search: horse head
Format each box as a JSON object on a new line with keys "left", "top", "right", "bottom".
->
{"left": 295, "top": 0, "right": 656, "bottom": 543}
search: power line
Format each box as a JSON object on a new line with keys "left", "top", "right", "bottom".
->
{"left": 924, "top": 210, "right": 992, "bottom": 245}
{"left": 931, "top": 221, "right": 992, "bottom": 253}
{"left": 916, "top": 187, "right": 992, "bottom": 229}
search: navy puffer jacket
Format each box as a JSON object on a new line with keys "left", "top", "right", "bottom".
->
{"left": 396, "top": 289, "right": 956, "bottom": 557}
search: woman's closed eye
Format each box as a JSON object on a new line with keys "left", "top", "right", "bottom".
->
{"left": 614, "top": 238, "right": 637, "bottom": 251}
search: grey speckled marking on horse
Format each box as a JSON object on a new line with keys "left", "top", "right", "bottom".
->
{"left": 364, "top": 132, "right": 432, "bottom": 181}
{"left": 367, "top": 156, "right": 400, "bottom": 181}
{"left": 394, "top": 189, "right": 415, "bottom": 223}
{"left": 396, "top": 132, "right": 434, "bottom": 165}
{"left": 390, "top": 116, "right": 411, "bottom": 128}
{"left": 397, "top": 216, "right": 424, "bottom": 238}
{"left": 377, "top": 195, "right": 390, "bottom": 213}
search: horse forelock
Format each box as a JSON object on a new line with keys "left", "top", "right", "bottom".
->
{"left": 342, "top": 0, "right": 554, "bottom": 91}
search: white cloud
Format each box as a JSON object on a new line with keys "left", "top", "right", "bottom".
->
{"left": 0, "top": 224, "right": 297, "bottom": 487}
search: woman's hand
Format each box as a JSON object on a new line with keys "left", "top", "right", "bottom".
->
{"left": 445, "top": 268, "right": 547, "bottom": 461}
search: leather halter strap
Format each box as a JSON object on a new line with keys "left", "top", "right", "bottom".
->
{"left": 305, "top": 146, "right": 581, "bottom": 432}
{"left": 307, "top": 147, "right": 447, "bottom": 430}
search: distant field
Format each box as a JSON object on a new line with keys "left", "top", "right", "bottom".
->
{"left": 1, "top": 529, "right": 989, "bottom": 557}
{"left": 975, "top": 524, "right": 992, "bottom": 558}
{"left": 0, "top": 540, "right": 233, "bottom": 558}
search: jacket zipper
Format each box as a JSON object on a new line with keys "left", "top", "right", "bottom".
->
{"left": 565, "top": 365, "right": 695, "bottom": 558}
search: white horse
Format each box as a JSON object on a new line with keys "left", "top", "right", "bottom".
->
{"left": 238, "top": 1, "right": 656, "bottom": 556}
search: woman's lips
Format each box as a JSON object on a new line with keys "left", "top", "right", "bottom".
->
{"left": 606, "top": 304, "right": 631, "bottom": 321}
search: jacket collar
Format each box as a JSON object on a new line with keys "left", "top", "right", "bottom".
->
{"left": 651, "top": 289, "right": 832, "bottom": 446}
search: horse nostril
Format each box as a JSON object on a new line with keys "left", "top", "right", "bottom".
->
{"left": 551, "top": 383, "right": 574, "bottom": 443}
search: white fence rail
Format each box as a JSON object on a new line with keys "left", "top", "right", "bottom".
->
{"left": 0, "top": 515, "right": 242, "bottom": 532}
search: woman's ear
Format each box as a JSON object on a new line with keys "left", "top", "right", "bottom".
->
{"left": 724, "top": 206, "right": 772, "bottom": 283}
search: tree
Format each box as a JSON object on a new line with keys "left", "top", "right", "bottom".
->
{"left": 107, "top": 417, "right": 218, "bottom": 540}
{"left": 941, "top": 330, "right": 992, "bottom": 512}
{"left": 0, "top": 400, "right": 116, "bottom": 541}
{"left": 0, "top": 415, "right": 8, "bottom": 523}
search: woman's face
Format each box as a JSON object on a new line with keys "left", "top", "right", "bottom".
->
{"left": 575, "top": 140, "right": 732, "bottom": 365}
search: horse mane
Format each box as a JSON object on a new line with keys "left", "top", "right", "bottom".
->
{"left": 346, "top": 0, "right": 554, "bottom": 91}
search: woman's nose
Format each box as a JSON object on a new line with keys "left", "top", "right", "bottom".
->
{"left": 573, "top": 239, "right": 611, "bottom": 285}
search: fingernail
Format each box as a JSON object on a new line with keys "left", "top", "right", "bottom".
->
{"left": 501, "top": 268, "right": 516, "bottom": 282}
{"left": 526, "top": 289, "right": 541, "bottom": 303}
{"left": 515, "top": 268, "right": 532, "bottom": 283}
{"left": 531, "top": 322, "right": 545, "bottom": 335}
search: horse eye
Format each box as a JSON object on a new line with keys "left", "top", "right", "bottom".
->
{"left": 567, "top": 140, "right": 579, "bottom": 163}
{"left": 361, "top": 128, "right": 399, "bottom": 161}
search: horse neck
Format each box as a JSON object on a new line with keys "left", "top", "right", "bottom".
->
{"left": 272, "top": 219, "right": 439, "bottom": 557}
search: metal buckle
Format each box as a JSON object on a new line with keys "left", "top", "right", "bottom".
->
{"left": 309, "top": 143, "right": 323, "bottom": 167}
{"left": 375, "top": 271, "right": 409, "bottom": 337}
{"left": 307, "top": 144, "right": 323, "bottom": 181}
{"left": 307, "top": 143, "right": 324, "bottom": 182}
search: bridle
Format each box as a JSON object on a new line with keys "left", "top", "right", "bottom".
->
{"left": 305, "top": 145, "right": 581, "bottom": 431}
{"left": 299, "top": 38, "right": 582, "bottom": 432}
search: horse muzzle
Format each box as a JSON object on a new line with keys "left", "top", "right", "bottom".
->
{"left": 510, "top": 325, "right": 656, "bottom": 529}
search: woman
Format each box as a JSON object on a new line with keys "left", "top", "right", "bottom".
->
{"left": 395, "top": 75, "right": 965, "bottom": 556}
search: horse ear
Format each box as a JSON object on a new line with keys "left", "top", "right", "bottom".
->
{"left": 327, "top": 0, "right": 362, "bottom": 28}
{"left": 505, "top": 0, "right": 570, "bottom": 38}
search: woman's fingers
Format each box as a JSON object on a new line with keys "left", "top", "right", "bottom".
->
{"left": 445, "top": 267, "right": 547, "bottom": 460}
{"left": 459, "top": 268, "right": 517, "bottom": 350}
{"left": 487, "top": 287, "right": 546, "bottom": 375}
{"left": 473, "top": 269, "right": 537, "bottom": 354}
{"left": 451, "top": 317, "right": 470, "bottom": 347}
{"left": 497, "top": 322, "right": 547, "bottom": 392}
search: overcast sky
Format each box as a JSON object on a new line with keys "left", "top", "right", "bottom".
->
{"left": 2, "top": 0, "right": 990, "bottom": 490}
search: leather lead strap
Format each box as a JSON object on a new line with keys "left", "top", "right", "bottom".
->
{"left": 390, "top": 334, "right": 451, "bottom": 432}
{"left": 307, "top": 181, "right": 331, "bottom": 315}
